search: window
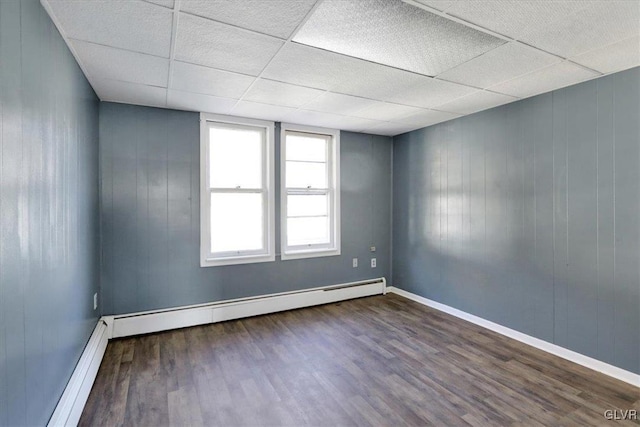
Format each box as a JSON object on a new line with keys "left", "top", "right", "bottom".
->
{"left": 200, "top": 114, "right": 275, "bottom": 267}
{"left": 281, "top": 123, "right": 340, "bottom": 260}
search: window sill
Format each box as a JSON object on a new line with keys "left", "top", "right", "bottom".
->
{"left": 280, "top": 248, "right": 341, "bottom": 261}
{"left": 201, "top": 253, "right": 275, "bottom": 267}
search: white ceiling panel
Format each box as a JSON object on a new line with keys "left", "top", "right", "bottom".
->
{"left": 286, "top": 110, "right": 379, "bottom": 132}
{"left": 333, "top": 116, "right": 386, "bottom": 133}
{"left": 92, "top": 79, "right": 167, "bottom": 107}
{"left": 437, "top": 42, "right": 560, "bottom": 89}
{"left": 144, "top": 0, "right": 174, "bottom": 9}
{"left": 389, "top": 77, "right": 479, "bottom": 109}
{"left": 231, "top": 101, "right": 297, "bottom": 123}
{"left": 294, "top": 0, "right": 505, "bottom": 76}
{"left": 409, "top": 0, "right": 456, "bottom": 12}
{"left": 519, "top": 1, "right": 640, "bottom": 58}
{"left": 571, "top": 37, "right": 640, "bottom": 75}
{"left": 180, "top": 0, "right": 316, "bottom": 39}
{"left": 243, "top": 79, "right": 325, "bottom": 108}
{"left": 443, "top": 1, "right": 586, "bottom": 41}
{"left": 354, "top": 102, "right": 425, "bottom": 122}
{"left": 71, "top": 40, "right": 169, "bottom": 87}
{"left": 395, "top": 109, "right": 461, "bottom": 127}
{"left": 435, "top": 90, "right": 517, "bottom": 115}
{"left": 171, "top": 61, "right": 255, "bottom": 99}
{"left": 333, "top": 61, "right": 476, "bottom": 108}
{"left": 167, "top": 90, "right": 237, "bottom": 114}
{"left": 175, "top": 13, "right": 283, "bottom": 76}
{"left": 489, "top": 61, "right": 599, "bottom": 99}
{"left": 303, "top": 92, "right": 377, "bottom": 116}
{"left": 362, "top": 121, "right": 422, "bottom": 137}
{"left": 261, "top": 43, "right": 364, "bottom": 90}
{"left": 47, "top": 0, "right": 173, "bottom": 57}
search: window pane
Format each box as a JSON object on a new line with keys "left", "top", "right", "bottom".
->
{"left": 287, "top": 194, "right": 328, "bottom": 217}
{"left": 286, "top": 134, "right": 327, "bottom": 162}
{"left": 210, "top": 192, "right": 263, "bottom": 253}
{"left": 210, "top": 125, "right": 262, "bottom": 189}
{"left": 287, "top": 217, "right": 330, "bottom": 246}
{"left": 286, "top": 161, "right": 327, "bottom": 188}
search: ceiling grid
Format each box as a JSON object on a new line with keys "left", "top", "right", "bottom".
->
{"left": 41, "top": 0, "right": 640, "bottom": 136}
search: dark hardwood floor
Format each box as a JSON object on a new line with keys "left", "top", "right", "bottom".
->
{"left": 80, "top": 294, "right": 639, "bottom": 426}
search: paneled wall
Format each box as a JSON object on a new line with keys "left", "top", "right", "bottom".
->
{"left": 99, "top": 103, "right": 392, "bottom": 315}
{"left": 393, "top": 67, "right": 639, "bottom": 375}
{"left": 0, "top": 0, "right": 100, "bottom": 425}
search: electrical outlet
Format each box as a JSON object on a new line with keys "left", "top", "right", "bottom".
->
{"left": 93, "top": 293, "right": 98, "bottom": 310}
{"left": 352, "top": 258, "right": 358, "bottom": 268}
{"left": 370, "top": 246, "right": 376, "bottom": 252}
{"left": 371, "top": 258, "right": 377, "bottom": 268}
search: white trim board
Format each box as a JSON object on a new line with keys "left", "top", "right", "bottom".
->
{"left": 48, "top": 320, "right": 109, "bottom": 427}
{"left": 103, "top": 278, "right": 387, "bottom": 339}
{"left": 387, "top": 286, "right": 640, "bottom": 387}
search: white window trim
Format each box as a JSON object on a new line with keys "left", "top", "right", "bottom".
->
{"left": 280, "top": 123, "right": 341, "bottom": 261}
{"left": 200, "top": 113, "right": 276, "bottom": 267}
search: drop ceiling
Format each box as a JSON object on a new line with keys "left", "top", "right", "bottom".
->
{"left": 42, "top": 0, "right": 640, "bottom": 136}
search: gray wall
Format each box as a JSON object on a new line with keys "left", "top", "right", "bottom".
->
{"left": 393, "top": 67, "right": 640, "bottom": 375}
{"left": 0, "top": 0, "right": 100, "bottom": 425}
{"left": 99, "top": 102, "right": 392, "bottom": 315}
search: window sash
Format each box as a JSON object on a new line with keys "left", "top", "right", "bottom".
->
{"left": 282, "top": 127, "right": 338, "bottom": 256}
{"left": 200, "top": 114, "right": 275, "bottom": 267}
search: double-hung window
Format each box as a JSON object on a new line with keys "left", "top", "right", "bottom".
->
{"left": 281, "top": 123, "right": 340, "bottom": 260}
{"left": 200, "top": 114, "right": 275, "bottom": 267}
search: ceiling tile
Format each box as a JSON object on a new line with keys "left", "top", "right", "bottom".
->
{"left": 294, "top": 0, "right": 505, "bottom": 76}
{"left": 171, "top": 61, "right": 255, "bottom": 98}
{"left": 175, "top": 13, "right": 283, "bottom": 76}
{"left": 394, "top": 109, "right": 460, "bottom": 127}
{"left": 519, "top": 1, "right": 640, "bottom": 58}
{"left": 285, "top": 110, "right": 375, "bottom": 131}
{"left": 47, "top": 0, "right": 173, "bottom": 57}
{"left": 437, "top": 42, "right": 560, "bottom": 89}
{"left": 333, "top": 116, "right": 386, "bottom": 133}
{"left": 444, "top": 1, "right": 586, "bottom": 40}
{"left": 167, "top": 90, "right": 237, "bottom": 114}
{"left": 353, "top": 102, "right": 425, "bottom": 122}
{"left": 242, "top": 79, "right": 325, "bottom": 108}
{"left": 91, "top": 79, "right": 167, "bottom": 107}
{"left": 333, "top": 62, "right": 477, "bottom": 109}
{"left": 409, "top": 0, "right": 456, "bottom": 12}
{"left": 489, "top": 61, "right": 599, "bottom": 99}
{"left": 303, "top": 92, "right": 376, "bottom": 116}
{"left": 180, "top": 0, "right": 316, "bottom": 39}
{"left": 261, "top": 43, "right": 364, "bottom": 90}
{"left": 571, "top": 36, "right": 640, "bottom": 75}
{"left": 362, "top": 121, "right": 421, "bottom": 137}
{"left": 71, "top": 40, "right": 169, "bottom": 87}
{"left": 144, "top": 0, "right": 174, "bottom": 8}
{"left": 435, "top": 90, "right": 517, "bottom": 115}
{"left": 231, "top": 101, "right": 297, "bottom": 122}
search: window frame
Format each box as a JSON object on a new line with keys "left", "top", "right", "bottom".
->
{"left": 200, "top": 113, "right": 275, "bottom": 267}
{"left": 280, "top": 123, "right": 341, "bottom": 261}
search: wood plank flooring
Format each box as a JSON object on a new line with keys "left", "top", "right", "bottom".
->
{"left": 80, "top": 294, "right": 640, "bottom": 426}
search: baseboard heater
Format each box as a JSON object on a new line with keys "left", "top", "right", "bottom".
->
{"left": 103, "top": 277, "right": 387, "bottom": 339}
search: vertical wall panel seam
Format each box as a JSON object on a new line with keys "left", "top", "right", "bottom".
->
{"left": 0, "top": 1, "right": 4, "bottom": 420}
{"left": 565, "top": 92, "right": 569, "bottom": 343}
{"left": 389, "top": 138, "right": 393, "bottom": 285}
{"left": 19, "top": 2, "right": 28, "bottom": 421}
{"left": 612, "top": 76, "right": 616, "bottom": 361}
{"left": 595, "top": 83, "right": 600, "bottom": 356}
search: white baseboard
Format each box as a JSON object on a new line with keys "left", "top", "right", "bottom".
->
{"left": 48, "top": 320, "right": 109, "bottom": 427}
{"left": 387, "top": 286, "right": 640, "bottom": 387}
{"left": 104, "top": 278, "right": 387, "bottom": 339}
{"left": 50, "top": 278, "right": 386, "bottom": 425}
